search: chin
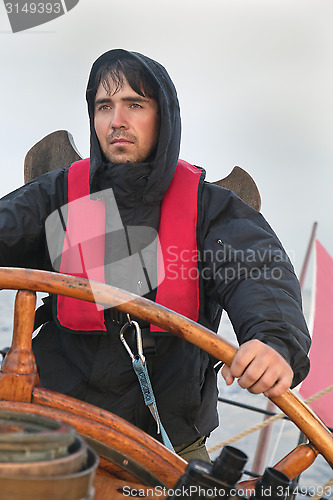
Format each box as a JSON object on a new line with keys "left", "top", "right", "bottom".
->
{"left": 110, "top": 158, "right": 130, "bottom": 164}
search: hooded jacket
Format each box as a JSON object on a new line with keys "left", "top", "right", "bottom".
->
{"left": 0, "top": 49, "right": 311, "bottom": 446}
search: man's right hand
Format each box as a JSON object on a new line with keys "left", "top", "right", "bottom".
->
{"left": 221, "top": 339, "right": 293, "bottom": 398}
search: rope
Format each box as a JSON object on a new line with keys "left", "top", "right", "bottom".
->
{"left": 208, "top": 383, "right": 333, "bottom": 453}
{"left": 208, "top": 412, "right": 284, "bottom": 453}
{"left": 302, "top": 383, "right": 333, "bottom": 404}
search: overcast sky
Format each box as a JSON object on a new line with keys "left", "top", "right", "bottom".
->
{"left": 1, "top": 0, "right": 333, "bottom": 288}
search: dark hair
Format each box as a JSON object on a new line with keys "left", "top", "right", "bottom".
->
{"left": 89, "top": 57, "right": 159, "bottom": 102}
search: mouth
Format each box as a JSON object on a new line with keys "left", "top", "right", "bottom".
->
{"left": 110, "top": 138, "right": 134, "bottom": 145}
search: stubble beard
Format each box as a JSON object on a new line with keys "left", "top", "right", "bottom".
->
{"left": 103, "top": 134, "right": 158, "bottom": 165}
{"left": 103, "top": 144, "right": 145, "bottom": 164}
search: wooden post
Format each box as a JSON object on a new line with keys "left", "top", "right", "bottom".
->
{"left": 0, "top": 290, "right": 38, "bottom": 401}
{"left": 299, "top": 222, "right": 318, "bottom": 289}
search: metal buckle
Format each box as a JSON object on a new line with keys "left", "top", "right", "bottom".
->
{"left": 119, "top": 314, "right": 145, "bottom": 363}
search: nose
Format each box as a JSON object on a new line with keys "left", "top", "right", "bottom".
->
{"left": 110, "top": 106, "right": 128, "bottom": 130}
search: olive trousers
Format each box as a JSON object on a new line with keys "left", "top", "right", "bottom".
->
{"left": 174, "top": 436, "right": 210, "bottom": 463}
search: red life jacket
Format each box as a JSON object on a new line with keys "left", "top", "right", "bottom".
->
{"left": 56, "top": 158, "right": 202, "bottom": 333}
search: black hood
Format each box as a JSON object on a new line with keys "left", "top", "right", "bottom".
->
{"left": 86, "top": 49, "right": 181, "bottom": 205}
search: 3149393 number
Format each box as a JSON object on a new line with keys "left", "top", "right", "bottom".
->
{"left": 5, "top": 3, "right": 61, "bottom": 14}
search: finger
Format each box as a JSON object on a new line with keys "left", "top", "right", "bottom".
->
{"left": 235, "top": 354, "right": 269, "bottom": 391}
{"left": 242, "top": 368, "right": 280, "bottom": 394}
{"left": 264, "top": 374, "right": 293, "bottom": 398}
{"left": 237, "top": 356, "right": 292, "bottom": 393}
{"left": 241, "top": 363, "right": 293, "bottom": 396}
{"left": 221, "top": 364, "right": 234, "bottom": 385}
{"left": 227, "top": 340, "right": 262, "bottom": 379}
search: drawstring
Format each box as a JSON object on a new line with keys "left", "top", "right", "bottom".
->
{"left": 120, "top": 315, "right": 174, "bottom": 452}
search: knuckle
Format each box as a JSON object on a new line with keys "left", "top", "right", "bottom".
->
{"left": 229, "top": 363, "right": 242, "bottom": 378}
{"left": 247, "top": 384, "right": 261, "bottom": 395}
{"left": 244, "top": 371, "right": 258, "bottom": 385}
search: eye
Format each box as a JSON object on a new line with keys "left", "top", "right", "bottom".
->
{"left": 95, "top": 103, "right": 112, "bottom": 112}
{"left": 130, "top": 103, "right": 143, "bottom": 109}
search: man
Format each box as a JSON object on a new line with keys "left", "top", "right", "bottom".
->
{"left": 0, "top": 49, "right": 310, "bottom": 461}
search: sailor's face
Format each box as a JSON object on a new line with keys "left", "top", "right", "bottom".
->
{"left": 94, "top": 76, "right": 160, "bottom": 164}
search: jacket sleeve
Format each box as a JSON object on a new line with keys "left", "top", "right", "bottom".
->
{"left": 0, "top": 169, "right": 67, "bottom": 270}
{"left": 200, "top": 182, "right": 311, "bottom": 387}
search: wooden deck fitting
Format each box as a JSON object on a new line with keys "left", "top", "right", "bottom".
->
{"left": 0, "top": 290, "right": 38, "bottom": 402}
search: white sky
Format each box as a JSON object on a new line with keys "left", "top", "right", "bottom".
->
{"left": 1, "top": 0, "right": 333, "bottom": 286}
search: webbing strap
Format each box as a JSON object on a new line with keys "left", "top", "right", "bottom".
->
{"left": 132, "top": 358, "right": 174, "bottom": 451}
{"left": 119, "top": 320, "right": 174, "bottom": 452}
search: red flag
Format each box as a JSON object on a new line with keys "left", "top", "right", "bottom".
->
{"left": 299, "top": 240, "right": 333, "bottom": 427}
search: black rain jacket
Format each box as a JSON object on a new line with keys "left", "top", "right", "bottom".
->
{"left": 0, "top": 49, "right": 310, "bottom": 446}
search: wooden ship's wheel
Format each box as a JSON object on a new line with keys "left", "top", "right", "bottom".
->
{"left": 0, "top": 268, "right": 332, "bottom": 499}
